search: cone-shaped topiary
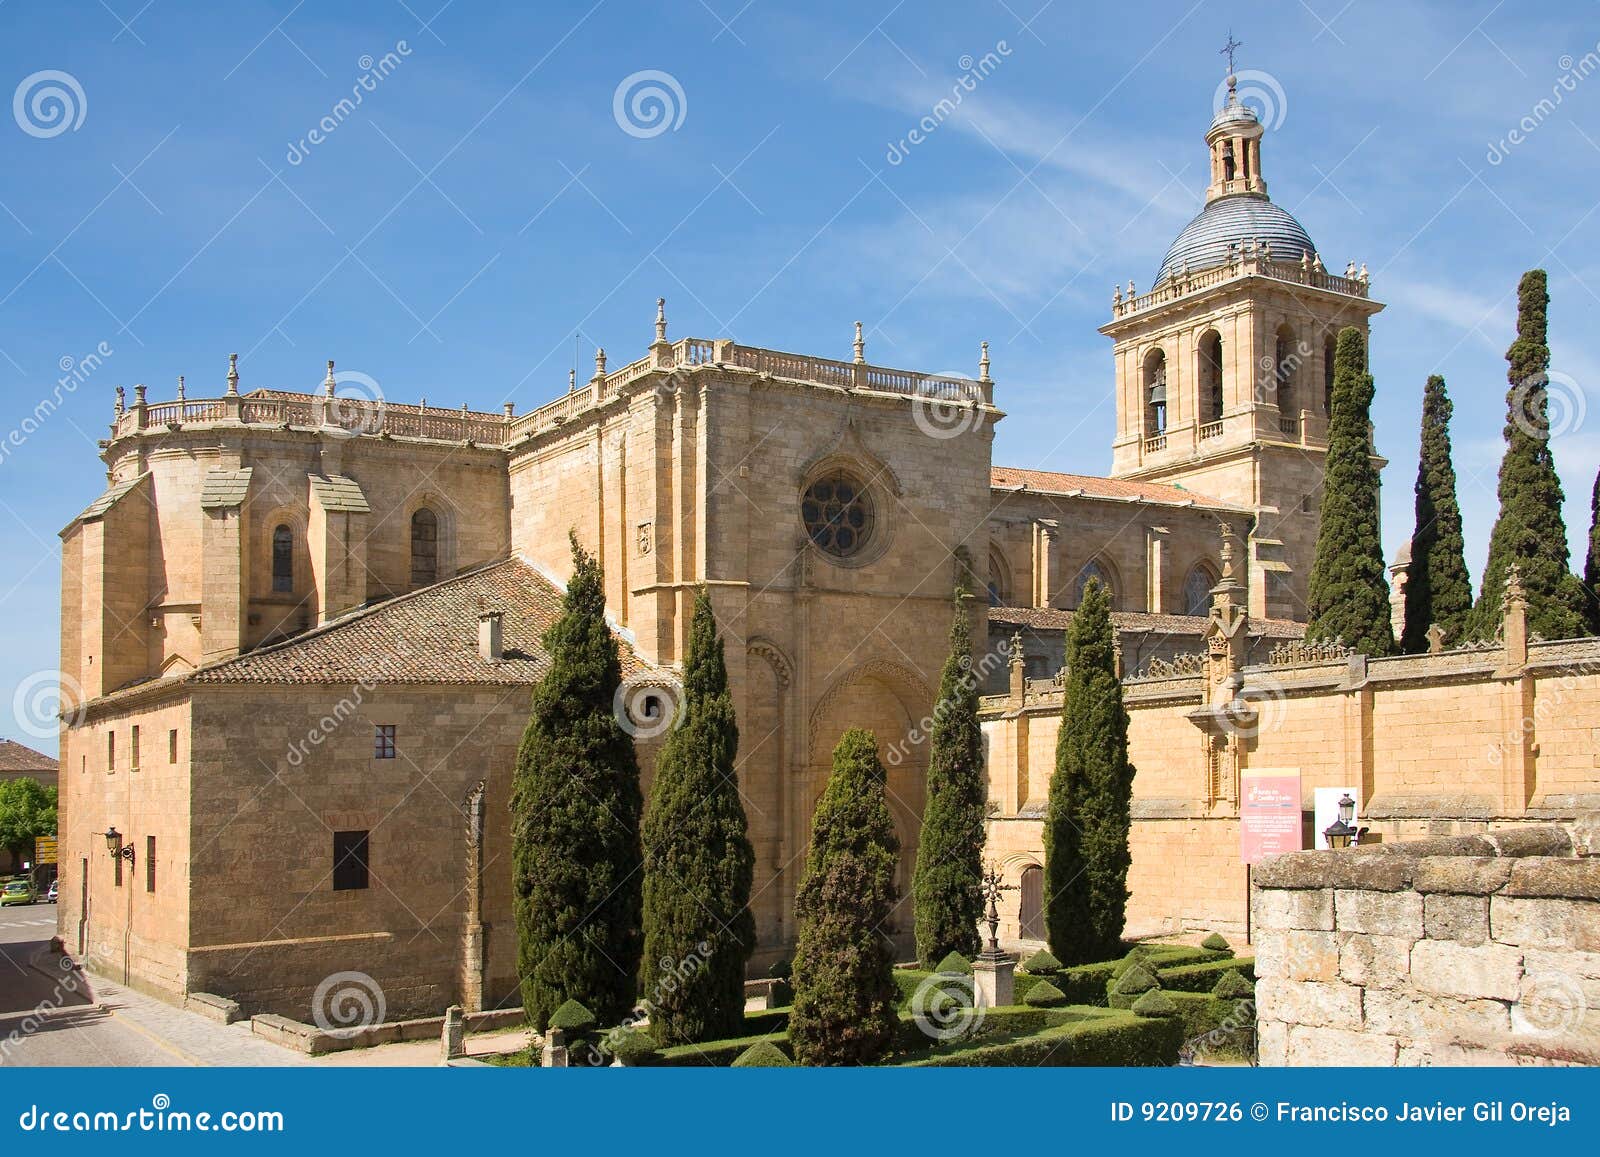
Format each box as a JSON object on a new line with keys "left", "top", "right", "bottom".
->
{"left": 731, "top": 1040, "right": 794, "bottom": 1067}
{"left": 546, "top": 998, "right": 597, "bottom": 1036}
{"left": 1402, "top": 375, "right": 1475, "bottom": 651}
{"left": 1584, "top": 469, "right": 1600, "bottom": 634}
{"left": 1467, "top": 270, "right": 1589, "bottom": 641}
{"left": 1044, "top": 578, "right": 1135, "bottom": 966}
{"left": 640, "top": 589, "right": 756, "bottom": 1045}
{"left": 1211, "top": 969, "right": 1256, "bottom": 1000}
{"left": 789, "top": 729, "right": 900, "bottom": 1066}
{"left": 1307, "top": 327, "right": 1393, "bottom": 655}
{"left": 1022, "top": 948, "right": 1062, "bottom": 974}
{"left": 1022, "top": 979, "right": 1067, "bottom": 1007}
{"left": 511, "top": 533, "right": 643, "bottom": 1031}
{"left": 1200, "top": 932, "right": 1231, "bottom": 953}
{"left": 912, "top": 585, "right": 987, "bottom": 968}
{"left": 1111, "top": 944, "right": 1154, "bottom": 978}
{"left": 934, "top": 951, "right": 973, "bottom": 975}
{"left": 1112, "top": 962, "right": 1159, "bottom": 996}
{"left": 1132, "top": 989, "right": 1178, "bottom": 1018}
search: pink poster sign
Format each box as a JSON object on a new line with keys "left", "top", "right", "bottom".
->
{"left": 1239, "top": 767, "right": 1303, "bottom": 864}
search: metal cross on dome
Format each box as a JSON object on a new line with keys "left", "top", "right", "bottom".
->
{"left": 1220, "top": 32, "right": 1242, "bottom": 74}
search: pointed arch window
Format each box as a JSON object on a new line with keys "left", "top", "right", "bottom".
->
{"left": 271, "top": 525, "right": 294, "bottom": 593}
{"left": 1074, "top": 560, "right": 1113, "bottom": 609}
{"left": 1184, "top": 563, "right": 1218, "bottom": 617}
{"left": 410, "top": 508, "right": 439, "bottom": 589}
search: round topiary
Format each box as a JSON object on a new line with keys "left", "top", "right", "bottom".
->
{"left": 605, "top": 1027, "right": 659, "bottom": 1065}
{"left": 934, "top": 951, "right": 974, "bottom": 975}
{"left": 1022, "top": 979, "right": 1067, "bottom": 1007}
{"left": 547, "top": 998, "right": 596, "bottom": 1036}
{"left": 1112, "top": 962, "right": 1159, "bottom": 995}
{"left": 1211, "top": 969, "right": 1255, "bottom": 1001}
{"left": 1201, "top": 932, "right": 1231, "bottom": 953}
{"left": 730, "top": 1040, "right": 793, "bottom": 1067}
{"left": 1132, "top": 989, "right": 1178, "bottom": 1018}
{"left": 1022, "top": 948, "right": 1062, "bottom": 975}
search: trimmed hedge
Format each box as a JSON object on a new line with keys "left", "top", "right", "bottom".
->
{"left": 1166, "top": 992, "right": 1255, "bottom": 1062}
{"left": 1211, "top": 969, "right": 1255, "bottom": 1000}
{"left": 656, "top": 1029, "right": 789, "bottom": 1067}
{"left": 904, "top": 1009, "right": 1185, "bottom": 1067}
{"left": 935, "top": 951, "right": 974, "bottom": 975}
{"left": 1156, "top": 958, "right": 1256, "bottom": 993}
{"left": 1132, "top": 989, "right": 1177, "bottom": 1018}
{"left": 731, "top": 1040, "right": 793, "bottom": 1067}
{"left": 1022, "top": 948, "right": 1062, "bottom": 974}
{"left": 1023, "top": 979, "right": 1067, "bottom": 1007}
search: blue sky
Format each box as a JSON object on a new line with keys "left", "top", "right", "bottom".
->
{"left": 3, "top": 0, "right": 1599, "bottom": 750}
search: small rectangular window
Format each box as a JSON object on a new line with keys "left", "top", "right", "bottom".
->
{"left": 146, "top": 836, "right": 156, "bottom": 893}
{"left": 332, "top": 831, "right": 369, "bottom": 891}
{"left": 169, "top": 729, "right": 178, "bottom": 763}
{"left": 107, "top": 731, "right": 115, "bottom": 772}
{"left": 130, "top": 725, "right": 140, "bottom": 771}
{"left": 373, "top": 725, "right": 396, "bottom": 760}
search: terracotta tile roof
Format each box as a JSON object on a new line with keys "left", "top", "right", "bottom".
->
{"left": 987, "top": 604, "right": 1304, "bottom": 639}
{"left": 0, "top": 739, "right": 58, "bottom": 773}
{"left": 190, "top": 557, "right": 650, "bottom": 685}
{"left": 990, "top": 466, "right": 1244, "bottom": 511}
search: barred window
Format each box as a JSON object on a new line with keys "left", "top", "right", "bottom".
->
{"left": 374, "top": 725, "right": 396, "bottom": 760}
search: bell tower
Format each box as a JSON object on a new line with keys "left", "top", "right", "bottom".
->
{"left": 1100, "top": 51, "right": 1385, "bottom": 621}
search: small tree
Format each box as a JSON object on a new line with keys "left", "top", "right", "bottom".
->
{"left": 789, "top": 729, "right": 900, "bottom": 1066}
{"left": 1306, "top": 326, "right": 1393, "bottom": 655}
{"left": 640, "top": 589, "right": 756, "bottom": 1045}
{"left": 1466, "top": 270, "right": 1588, "bottom": 641}
{"left": 1583, "top": 469, "right": 1600, "bottom": 634}
{"left": 511, "top": 533, "right": 644, "bottom": 1031}
{"left": 1401, "top": 375, "right": 1475, "bottom": 652}
{"left": 0, "top": 777, "right": 56, "bottom": 863}
{"left": 1044, "top": 578, "right": 1134, "bottom": 966}
{"left": 911, "top": 584, "right": 986, "bottom": 969}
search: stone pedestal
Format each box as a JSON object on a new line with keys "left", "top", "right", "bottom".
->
{"left": 541, "top": 1027, "right": 569, "bottom": 1068}
{"left": 441, "top": 1004, "right": 465, "bottom": 1061}
{"left": 972, "top": 951, "right": 1017, "bottom": 1008}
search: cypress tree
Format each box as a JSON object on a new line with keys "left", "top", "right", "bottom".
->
{"left": 1585, "top": 469, "right": 1600, "bottom": 634}
{"left": 511, "top": 533, "right": 643, "bottom": 1031}
{"left": 1043, "top": 578, "right": 1134, "bottom": 966}
{"left": 1401, "top": 375, "right": 1474, "bottom": 651}
{"left": 639, "top": 589, "right": 756, "bottom": 1045}
{"left": 1467, "top": 270, "right": 1588, "bottom": 641}
{"left": 789, "top": 729, "right": 900, "bottom": 1066}
{"left": 911, "top": 584, "right": 986, "bottom": 969}
{"left": 1306, "top": 326, "right": 1394, "bottom": 655}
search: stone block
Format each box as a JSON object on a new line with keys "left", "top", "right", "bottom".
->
{"left": 1484, "top": 827, "right": 1573, "bottom": 859}
{"left": 1339, "top": 934, "right": 1412, "bottom": 988}
{"left": 1336, "top": 889, "right": 1423, "bottom": 938}
{"left": 1254, "top": 850, "right": 1415, "bottom": 892}
{"left": 1492, "top": 897, "right": 1600, "bottom": 952}
{"left": 1257, "top": 930, "right": 1340, "bottom": 982}
{"left": 1424, "top": 893, "right": 1490, "bottom": 945}
{"left": 1413, "top": 856, "right": 1512, "bottom": 896}
{"left": 1253, "top": 977, "right": 1363, "bottom": 1031}
{"left": 1252, "top": 888, "right": 1334, "bottom": 932}
{"left": 1410, "top": 938, "right": 1522, "bottom": 1002}
{"left": 1284, "top": 1024, "right": 1397, "bottom": 1066}
{"left": 1504, "top": 858, "right": 1600, "bottom": 901}
{"left": 1255, "top": 1020, "right": 1288, "bottom": 1066}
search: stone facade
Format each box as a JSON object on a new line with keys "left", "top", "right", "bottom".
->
{"left": 1252, "top": 831, "right": 1600, "bottom": 1066}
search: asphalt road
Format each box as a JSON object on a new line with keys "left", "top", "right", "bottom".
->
{"left": 0, "top": 899, "right": 173, "bottom": 1066}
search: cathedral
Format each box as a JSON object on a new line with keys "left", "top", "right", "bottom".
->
{"left": 56, "top": 75, "right": 1402, "bottom": 1017}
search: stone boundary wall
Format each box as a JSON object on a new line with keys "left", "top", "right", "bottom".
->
{"left": 1252, "top": 824, "right": 1600, "bottom": 1066}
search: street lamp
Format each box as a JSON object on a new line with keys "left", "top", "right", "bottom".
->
{"left": 104, "top": 826, "right": 135, "bottom": 865}
{"left": 1322, "top": 793, "right": 1356, "bottom": 850}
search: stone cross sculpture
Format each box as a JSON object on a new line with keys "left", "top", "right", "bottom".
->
{"left": 973, "top": 864, "right": 1018, "bottom": 1008}
{"left": 979, "top": 863, "right": 1014, "bottom": 958}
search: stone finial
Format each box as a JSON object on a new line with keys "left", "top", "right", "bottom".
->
{"left": 1312, "top": 252, "right": 1324, "bottom": 272}
{"left": 1425, "top": 623, "right": 1447, "bottom": 654}
{"left": 503, "top": 402, "right": 515, "bottom": 420}
{"left": 1359, "top": 262, "right": 1370, "bottom": 284}
{"left": 1345, "top": 260, "right": 1357, "bottom": 279}
{"left": 1301, "top": 250, "right": 1310, "bottom": 272}
{"left": 114, "top": 385, "right": 125, "bottom": 415}
{"left": 852, "top": 321, "right": 865, "bottom": 364}
{"left": 324, "top": 359, "right": 336, "bottom": 397}
{"left": 568, "top": 368, "right": 576, "bottom": 394}
{"left": 1113, "top": 284, "right": 1122, "bottom": 306}
{"left": 1127, "top": 279, "right": 1136, "bottom": 299}
{"left": 1218, "top": 519, "right": 1238, "bottom": 583}
{"left": 593, "top": 347, "right": 607, "bottom": 381}
{"left": 1504, "top": 563, "right": 1527, "bottom": 609}
{"left": 133, "top": 383, "right": 147, "bottom": 406}
{"left": 654, "top": 297, "right": 668, "bottom": 345}
{"left": 175, "top": 375, "right": 185, "bottom": 401}
{"left": 419, "top": 396, "right": 428, "bottom": 410}
{"left": 1008, "top": 630, "right": 1026, "bottom": 701}
{"left": 226, "top": 352, "right": 239, "bottom": 396}
{"left": 979, "top": 341, "right": 991, "bottom": 383}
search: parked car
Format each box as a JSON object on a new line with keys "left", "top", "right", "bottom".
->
{"left": 45, "top": 880, "right": 58, "bottom": 903}
{"left": 1, "top": 879, "right": 37, "bottom": 906}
